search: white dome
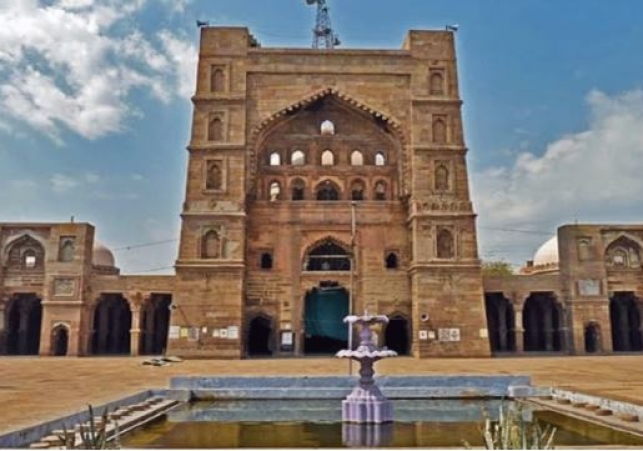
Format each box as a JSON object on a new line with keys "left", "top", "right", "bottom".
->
{"left": 533, "top": 235, "right": 558, "bottom": 267}
{"left": 93, "top": 242, "right": 115, "bottom": 267}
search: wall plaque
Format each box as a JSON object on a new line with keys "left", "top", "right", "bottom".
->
{"left": 168, "top": 326, "right": 180, "bottom": 339}
{"left": 419, "top": 330, "right": 428, "bottom": 340}
{"left": 578, "top": 279, "right": 601, "bottom": 296}
{"left": 53, "top": 278, "right": 76, "bottom": 296}
{"left": 438, "top": 328, "right": 461, "bottom": 342}
{"left": 227, "top": 326, "right": 239, "bottom": 339}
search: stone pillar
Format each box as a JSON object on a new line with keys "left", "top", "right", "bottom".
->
{"left": 145, "top": 309, "right": 156, "bottom": 354}
{"left": 543, "top": 304, "right": 553, "bottom": 352}
{"left": 618, "top": 303, "right": 629, "bottom": 351}
{"left": 130, "top": 308, "right": 141, "bottom": 356}
{"left": 509, "top": 291, "right": 527, "bottom": 354}
{"left": 98, "top": 303, "right": 109, "bottom": 353}
{"left": 0, "top": 301, "right": 6, "bottom": 355}
{"left": 17, "top": 303, "right": 31, "bottom": 354}
{"left": 498, "top": 302, "right": 507, "bottom": 351}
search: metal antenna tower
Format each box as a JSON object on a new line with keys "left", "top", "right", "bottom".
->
{"left": 305, "top": 0, "right": 340, "bottom": 49}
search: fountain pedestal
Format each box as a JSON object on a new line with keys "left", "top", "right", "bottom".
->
{"left": 336, "top": 314, "right": 397, "bottom": 424}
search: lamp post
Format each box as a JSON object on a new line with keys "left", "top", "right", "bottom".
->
{"left": 348, "top": 201, "right": 356, "bottom": 375}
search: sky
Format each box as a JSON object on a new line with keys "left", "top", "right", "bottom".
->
{"left": 1, "top": 0, "right": 643, "bottom": 274}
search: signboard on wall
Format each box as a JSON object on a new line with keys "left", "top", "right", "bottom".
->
{"left": 227, "top": 326, "right": 239, "bottom": 339}
{"left": 578, "top": 279, "right": 601, "bottom": 296}
{"left": 280, "top": 330, "right": 294, "bottom": 352}
{"left": 168, "top": 326, "right": 180, "bottom": 339}
{"left": 438, "top": 328, "right": 461, "bottom": 342}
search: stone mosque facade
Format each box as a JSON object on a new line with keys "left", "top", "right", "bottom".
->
{"left": 0, "top": 28, "right": 641, "bottom": 358}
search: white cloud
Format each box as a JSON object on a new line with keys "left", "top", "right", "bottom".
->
{"left": 472, "top": 88, "right": 643, "bottom": 266}
{"left": 51, "top": 173, "right": 81, "bottom": 193}
{"left": 158, "top": 30, "right": 198, "bottom": 99}
{"left": 0, "top": 0, "right": 197, "bottom": 142}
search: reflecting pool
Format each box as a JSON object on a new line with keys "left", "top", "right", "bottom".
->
{"left": 121, "top": 399, "right": 643, "bottom": 448}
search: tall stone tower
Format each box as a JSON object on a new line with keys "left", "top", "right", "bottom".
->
{"left": 167, "top": 27, "right": 490, "bottom": 358}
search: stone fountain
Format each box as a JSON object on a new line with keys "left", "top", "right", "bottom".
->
{"left": 336, "top": 313, "right": 397, "bottom": 424}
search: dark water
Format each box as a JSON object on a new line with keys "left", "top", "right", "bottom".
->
{"left": 121, "top": 400, "right": 643, "bottom": 448}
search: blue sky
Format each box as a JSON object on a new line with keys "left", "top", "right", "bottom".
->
{"left": 1, "top": 0, "right": 643, "bottom": 273}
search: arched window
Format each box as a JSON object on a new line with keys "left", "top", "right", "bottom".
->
{"left": 208, "top": 117, "right": 223, "bottom": 142}
{"left": 433, "top": 118, "right": 446, "bottom": 144}
{"left": 375, "top": 152, "right": 386, "bottom": 166}
{"left": 7, "top": 236, "right": 45, "bottom": 271}
{"left": 269, "top": 181, "right": 281, "bottom": 201}
{"left": 435, "top": 164, "right": 449, "bottom": 191}
{"left": 385, "top": 252, "right": 399, "bottom": 269}
{"left": 605, "top": 237, "right": 641, "bottom": 269}
{"left": 59, "top": 239, "right": 74, "bottom": 262}
{"left": 291, "top": 178, "right": 305, "bottom": 201}
{"left": 430, "top": 72, "right": 444, "bottom": 95}
{"left": 23, "top": 249, "right": 37, "bottom": 268}
{"left": 269, "top": 152, "right": 281, "bottom": 166}
{"left": 206, "top": 161, "right": 222, "bottom": 190}
{"left": 291, "top": 150, "right": 305, "bottom": 166}
{"left": 211, "top": 67, "right": 225, "bottom": 92}
{"left": 321, "top": 150, "right": 334, "bottom": 166}
{"left": 202, "top": 230, "right": 221, "bottom": 259}
{"left": 374, "top": 181, "right": 387, "bottom": 201}
{"left": 260, "top": 252, "right": 273, "bottom": 269}
{"left": 316, "top": 181, "right": 339, "bottom": 201}
{"left": 350, "top": 180, "right": 365, "bottom": 201}
{"left": 351, "top": 150, "right": 364, "bottom": 166}
{"left": 305, "top": 240, "right": 351, "bottom": 271}
{"left": 437, "top": 228, "right": 454, "bottom": 259}
{"left": 321, "top": 120, "right": 335, "bottom": 135}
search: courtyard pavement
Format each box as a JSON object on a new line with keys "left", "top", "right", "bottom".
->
{"left": 0, "top": 355, "right": 642, "bottom": 434}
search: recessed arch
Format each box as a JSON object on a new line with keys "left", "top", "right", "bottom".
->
{"left": 208, "top": 117, "right": 223, "bottom": 142}
{"left": 320, "top": 120, "right": 335, "bottom": 135}
{"left": 269, "top": 152, "right": 281, "bottom": 166}
{"left": 350, "top": 179, "right": 365, "bottom": 201}
{"left": 291, "top": 178, "right": 306, "bottom": 201}
{"left": 351, "top": 150, "right": 364, "bottom": 166}
{"left": 51, "top": 323, "right": 69, "bottom": 356}
{"left": 246, "top": 313, "right": 273, "bottom": 356}
{"left": 269, "top": 181, "right": 282, "bottom": 201}
{"left": 374, "top": 180, "right": 387, "bottom": 201}
{"left": 384, "top": 313, "right": 410, "bottom": 355}
{"left": 605, "top": 235, "right": 642, "bottom": 269}
{"left": 303, "top": 236, "right": 351, "bottom": 271}
{"left": 316, "top": 180, "right": 340, "bottom": 201}
{"left": 291, "top": 150, "right": 305, "bottom": 165}
{"left": 248, "top": 88, "right": 409, "bottom": 197}
{"left": 91, "top": 295, "right": 131, "bottom": 355}
{"left": 5, "top": 235, "right": 45, "bottom": 271}
{"left": 201, "top": 229, "right": 221, "bottom": 259}
{"left": 321, "top": 149, "right": 335, "bottom": 166}
{"left": 375, "top": 152, "right": 386, "bottom": 166}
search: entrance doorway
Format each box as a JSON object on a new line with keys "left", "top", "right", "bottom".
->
{"left": 584, "top": 322, "right": 601, "bottom": 353}
{"left": 304, "top": 285, "right": 349, "bottom": 354}
{"left": 91, "top": 295, "right": 132, "bottom": 355}
{"left": 51, "top": 326, "right": 69, "bottom": 356}
{"left": 247, "top": 315, "right": 273, "bottom": 356}
{"left": 4, "top": 294, "right": 42, "bottom": 355}
{"left": 384, "top": 315, "right": 409, "bottom": 355}
{"left": 610, "top": 292, "right": 642, "bottom": 352}
{"left": 140, "top": 295, "right": 172, "bottom": 355}
{"left": 484, "top": 293, "right": 516, "bottom": 353}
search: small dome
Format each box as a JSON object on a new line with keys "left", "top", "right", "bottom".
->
{"left": 533, "top": 236, "right": 558, "bottom": 267}
{"left": 93, "top": 242, "right": 115, "bottom": 267}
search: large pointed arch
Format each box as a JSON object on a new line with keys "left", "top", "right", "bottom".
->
{"left": 247, "top": 88, "right": 409, "bottom": 197}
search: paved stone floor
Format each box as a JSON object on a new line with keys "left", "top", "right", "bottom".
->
{"left": 1, "top": 355, "right": 642, "bottom": 434}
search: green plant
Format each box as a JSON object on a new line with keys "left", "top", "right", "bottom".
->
{"left": 465, "top": 402, "right": 557, "bottom": 450}
{"left": 57, "top": 405, "right": 120, "bottom": 449}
